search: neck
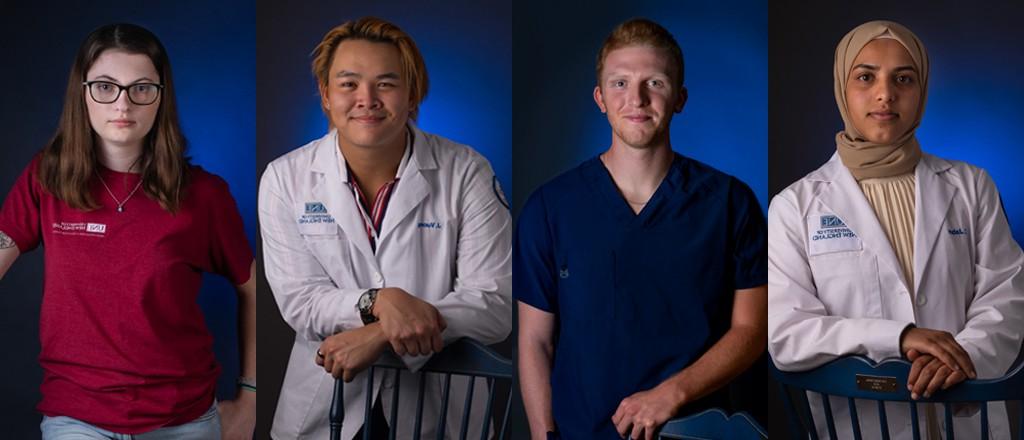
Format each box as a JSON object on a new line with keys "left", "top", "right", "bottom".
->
{"left": 339, "top": 127, "right": 407, "bottom": 188}
{"left": 97, "top": 140, "right": 143, "bottom": 173}
{"left": 601, "top": 143, "right": 674, "bottom": 213}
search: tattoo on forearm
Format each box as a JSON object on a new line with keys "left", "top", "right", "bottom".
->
{"left": 0, "top": 232, "right": 15, "bottom": 249}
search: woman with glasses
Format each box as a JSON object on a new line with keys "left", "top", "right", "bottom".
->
{"left": 0, "top": 24, "right": 255, "bottom": 439}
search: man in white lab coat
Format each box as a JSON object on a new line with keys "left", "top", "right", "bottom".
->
{"left": 768, "top": 20, "right": 1024, "bottom": 439}
{"left": 259, "top": 17, "right": 512, "bottom": 439}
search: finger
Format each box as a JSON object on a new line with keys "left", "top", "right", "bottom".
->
{"left": 343, "top": 367, "right": 355, "bottom": 383}
{"left": 614, "top": 418, "right": 630, "bottom": 439}
{"left": 322, "top": 353, "right": 335, "bottom": 375}
{"left": 630, "top": 422, "right": 643, "bottom": 440}
{"left": 315, "top": 352, "right": 325, "bottom": 367}
{"left": 432, "top": 332, "right": 444, "bottom": 353}
{"left": 330, "top": 361, "right": 344, "bottom": 379}
{"left": 908, "top": 356, "right": 928, "bottom": 389}
{"left": 392, "top": 340, "right": 407, "bottom": 356}
{"left": 940, "top": 339, "right": 976, "bottom": 379}
{"left": 924, "top": 366, "right": 950, "bottom": 398}
{"left": 913, "top": 361, "right": 941, "bottom": 399}
{"left": 906, "top": 348, "right": 921, "bottom": 361}
{"left": 943, "top": 370, "right": 967, "bottom": 390}
{"left": 921, "top": 342, "right": 964, "bottom": 377}
{"left": 645, "top": 422, "right": 656, "bottom": 440}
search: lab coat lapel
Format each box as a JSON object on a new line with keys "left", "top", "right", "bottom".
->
{"left": 815, "top": 155, "right": 910, "bottom": 292}
{"left": 913, "top": 155, "right": 956, "bottom": 294}
{"left": 310, "top": 131, "right": 375, "bottom": 260}
{"left": 378, "top": 126, "right": 434, "bottom": 244}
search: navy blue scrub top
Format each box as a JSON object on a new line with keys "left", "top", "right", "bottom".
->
{"left": 514, "top": 154, "right": 767, "bottom": 439}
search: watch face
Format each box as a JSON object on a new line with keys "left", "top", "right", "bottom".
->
{"left": 358, "top": 295, "right": 371, "bottom": 310}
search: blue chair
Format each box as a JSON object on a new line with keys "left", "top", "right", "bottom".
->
{"left": 770, "top": 355, "right": 1024, "bottom": 439}
{"left": 658, "top": 409, "right": 768, "bottom": 439}
{"left": 329, "top": 338, "right": 513, "bottom": 440}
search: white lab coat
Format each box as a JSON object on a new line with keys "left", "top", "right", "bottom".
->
{"left": 260, "top": 125, "right": 512, "bottom": 440}
{"left": 768, "top": 153, "right": 1024, "bottom": 439}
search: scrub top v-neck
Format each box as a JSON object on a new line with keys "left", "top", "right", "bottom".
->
{"left": 514, "top": 154, "right": 767, "bottom": 439}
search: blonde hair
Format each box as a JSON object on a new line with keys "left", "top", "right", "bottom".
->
{"left": 311, "top": 17, "right": 428, "bottom": 120}
{"left": 596, "top": 18, "right": 685, "bottom": 88}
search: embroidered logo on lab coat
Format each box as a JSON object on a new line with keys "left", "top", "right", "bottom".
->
{"left": 807, "top": 214, "right": 862, "bottom": 256}
{"left": 298, "top": 201, "right": 335, "bottom": 224}
{"left": 948, "top": 227, "right": 967, "bottom": 236}
{"left": 417, "top": 222, "right": 443, "bottom": 230}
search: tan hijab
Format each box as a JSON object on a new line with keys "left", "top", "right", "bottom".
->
{"left": 834, "top": 20, "right": 927, "bottom": 180}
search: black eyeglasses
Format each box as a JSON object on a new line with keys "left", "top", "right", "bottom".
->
{"left": 82, "top": 80, "right": 164, "bottom": 105}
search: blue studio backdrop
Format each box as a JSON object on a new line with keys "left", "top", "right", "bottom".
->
{"left": 255, "top": 0, "right": 512, "bottom": 437}
{"left": 511, "top": 0, "right": 770, "bottom": 437}
{"left": 0, "top": 1, "right": 255, "bottom": 436}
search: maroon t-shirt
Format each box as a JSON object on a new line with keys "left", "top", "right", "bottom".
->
{"left": 0, "top": 157, "right": 253, "bottom": 433}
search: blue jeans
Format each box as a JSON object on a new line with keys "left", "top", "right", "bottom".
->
{"left": 41, "top": 401, "right": 221, "bottom": 439}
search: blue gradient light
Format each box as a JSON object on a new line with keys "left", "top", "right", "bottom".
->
{"left": 514, "top": 0, "right": 767, "bottom": 216}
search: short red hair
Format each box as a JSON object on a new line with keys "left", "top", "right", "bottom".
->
{"left": 596, "top": 18, "right": 685, "bottom": 88}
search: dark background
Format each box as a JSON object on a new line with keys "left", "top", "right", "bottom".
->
{"left": 0, "top": 1, "right": 256, "bottom": 438}
{"left": 769, "top": 0, "right": 1024, "bottom": 240}
{"left": 255, "top": 0, "right": 513, "bottom": 438}
{"left": 512, "top": 0, "right": 777, "bottom": 436}
{"left": 769, "top": 0, "right": 1024, "bottom": 436}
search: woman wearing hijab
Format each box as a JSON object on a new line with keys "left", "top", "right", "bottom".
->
{"left": 768, "top": 20, "right": 1024, "bottom": 438}
{"left": 0, "top": 24, "right": 255, "bottom": 438}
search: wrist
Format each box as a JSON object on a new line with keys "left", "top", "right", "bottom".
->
{"left": 661, "top": 375, "right": 690, "bottom": 409}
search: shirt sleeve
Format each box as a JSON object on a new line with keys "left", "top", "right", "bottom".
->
{"left": 955, "top": 168, "right": 1024, "bottom": 379}
{"left": 259, "top": 161, "right": 366, "bottom": 341}
{"left": 0, "top": 158, "right": 44, "bottom": 253}
{"left": 205, "top": 173, "right": 255, "bottom": 285}
{"left": 512, "top": 187, "right": 558, "bottom": 314}
{"left": 729, "top": 178, "right": 768, "bottom": 290}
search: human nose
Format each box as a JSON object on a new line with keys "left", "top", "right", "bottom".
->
{"left": 112, "top": 87, "right": 133, "bottom": 111}
{"left": 875, "top": 80, "right": 895, "bottom": 103}
{"left": 626, "top": 82, "right": 648, "bottom": 107}
{"left": 355, "top": 85, "right": 381, "bottom": 109}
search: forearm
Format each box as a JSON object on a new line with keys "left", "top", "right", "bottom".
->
{"left": 665, "top": 324, "right": 765, "bottom": 406}
{"left": 0, "top": 231, "right": 21, "bottom": 279}
{"left": 236, "top": 262, "right": 256, "bottom": 400}
{"left": 519, "top": 336, "right": 556, "bottom": 439}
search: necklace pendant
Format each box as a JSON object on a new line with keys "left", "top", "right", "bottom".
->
{"left": 117, "top": 206, "right": 124, "bottom": 213}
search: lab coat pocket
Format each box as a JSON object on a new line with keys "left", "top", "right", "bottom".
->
{"left": 808, "top": 251, "right": 883, "bottom": 319}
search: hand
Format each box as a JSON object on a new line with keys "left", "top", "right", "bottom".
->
{"left": 900, "top": 327, "right": 976, "bottom": 379}
{"left": 316, "top": 324, "right": 388, "bottom": 382}
{"left": 611, "top": 383, "right": 683, "bottom": 440}
{"left": 219, "top": 393, "right": 256, "bottom": 440}
{"left": 373, "top": 287, "right": 447, "bottom": 356}
{"left": 906, "top": 349, "right": 968, "bottom": 399}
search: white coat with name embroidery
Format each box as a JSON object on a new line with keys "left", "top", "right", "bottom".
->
{"left": 768, "top": 153, "right": 1024, "bottom": 439}
{"left": 260, "top": 125, "right": 512, "bottom": 440}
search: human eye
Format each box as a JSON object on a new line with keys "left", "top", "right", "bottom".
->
{"left": 377, "top": 81, "right": 396, "bottom": 89}
{"left": 132, "top": 84, "right": 156, "bottom": 93}
{"left": 610, "top": 79, "right": 626, "bottom": 88}
{"left": 338, "top": 80, "right": 357, "bottom": 89}
{"left": 96, "top": 82, "right": 115, "bottom": 92}
{"left": 647, "top": 79, "right": 665, "bottom": 88}
{"left": 854, "top": 72, "right": 873, "bottom": 82}
{"left": 896, "top": 74, "right": 915, "bottom": 84}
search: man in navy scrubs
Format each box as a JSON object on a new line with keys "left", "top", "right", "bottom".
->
{"left": 515, "top": 18, "right": 768, "bottom": 440}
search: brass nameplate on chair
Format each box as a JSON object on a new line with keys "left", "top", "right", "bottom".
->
{"left": 855, "top": 374, "right": 898, "bottom": 392}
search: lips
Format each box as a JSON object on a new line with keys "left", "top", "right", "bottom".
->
{"left": 868, "top": 111, "right": 898, "bottom": 121}
{"left": 624, "top": 114, "right": 653, "bottom": 123}
{"left": 350, "top": 115, "right": 386, "bottom": 124}
{"left": 109, "top": 119, "right": 136, "bottom": 127}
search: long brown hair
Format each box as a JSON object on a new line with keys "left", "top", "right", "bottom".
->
{"left": 38, "top": 23, "right": 190, "bottom": 212}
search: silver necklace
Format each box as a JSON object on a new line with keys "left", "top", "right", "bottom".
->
{"left": 98, "top": 163, "right": 143, "bottom": 213}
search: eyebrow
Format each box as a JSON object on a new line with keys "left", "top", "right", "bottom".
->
{"left": 91, "top": 74, "right": 158, "bottom": 84}
{"left": 851, "top": 64, "right": 917, "bottom": 73}
{"left": 335, "top": 70, "right": 401, "bottom": 80}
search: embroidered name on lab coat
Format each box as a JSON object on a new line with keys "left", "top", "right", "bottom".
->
{"left": 807, "top": 214, "right": 862, "bottom": 256}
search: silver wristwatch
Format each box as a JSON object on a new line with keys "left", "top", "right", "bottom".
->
{"left": 358, "top": 288, "right": 380, "bottom": 324}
